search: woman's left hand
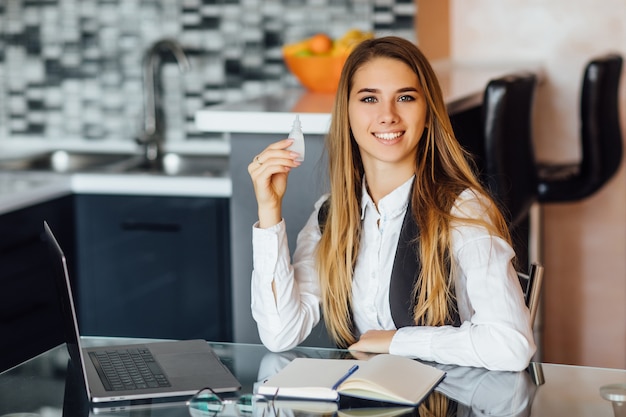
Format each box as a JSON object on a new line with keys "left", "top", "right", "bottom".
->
{"left": 348, "top": 330, "right": 397, "bottom": 353}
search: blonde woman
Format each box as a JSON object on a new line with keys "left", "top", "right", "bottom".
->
{"left": 248, "top": 36, "right": 535, "bottom": 371}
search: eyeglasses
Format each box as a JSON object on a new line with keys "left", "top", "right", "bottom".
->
{"left": 187, "top": 387, "right": 279, "bottom": 417}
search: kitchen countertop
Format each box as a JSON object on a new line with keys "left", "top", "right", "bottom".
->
{"left": 0, "top": 138, "right": 232, "bottom": 214}
{"left": 195, "top": 60, "right": 544, "bottom": 134}
{"left": 0, "top": 172, "right": 231, "bottom": 214}
{"left": 0, "top": 173, "right": 72, "bottom": 213}
{"left": 70, "top": 172, "right": 231, "bottom": 197}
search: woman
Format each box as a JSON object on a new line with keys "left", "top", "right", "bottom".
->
{"left": 247, "top": 36, "right": 535, "bottom": 372}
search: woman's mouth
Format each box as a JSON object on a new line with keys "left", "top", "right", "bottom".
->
{"left": 373, "top": 131, "right": 403, "bottom": 141}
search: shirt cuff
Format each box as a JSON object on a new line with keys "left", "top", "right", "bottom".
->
{"left": 389, "top": 326, "right": 436, "bottom": 361}
{"left": 252, "top": 219, "right": 286, "bottom": 277}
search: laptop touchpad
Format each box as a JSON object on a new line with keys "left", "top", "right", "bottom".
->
{"left": 160, "top": 352, "right": 228, "bottom": 377}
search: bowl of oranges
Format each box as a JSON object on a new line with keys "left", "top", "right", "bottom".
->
{"left": 282, "top": 29, "right": 373, "bottom": 94}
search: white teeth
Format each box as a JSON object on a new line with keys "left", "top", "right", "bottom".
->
{"left": 374, "top": 132, "right": 402, "bottom": 140}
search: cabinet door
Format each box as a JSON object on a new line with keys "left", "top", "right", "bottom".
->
{"left": 0, "top": 196, "right": 74, "bottom": 372}
{"left": 74, "top": 195, "right": 231, "bottom": 341}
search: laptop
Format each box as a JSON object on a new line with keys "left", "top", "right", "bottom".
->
{"left": 43, "top": 221, "right": 241, "bottom": 404}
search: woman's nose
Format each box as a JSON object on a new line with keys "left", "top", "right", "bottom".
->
{"left": 377, "top": 102, "right": 398, "bottom": 124}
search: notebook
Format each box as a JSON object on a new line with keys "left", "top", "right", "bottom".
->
{"left": 43, "top": 221, "right": 241, "bottom": 404}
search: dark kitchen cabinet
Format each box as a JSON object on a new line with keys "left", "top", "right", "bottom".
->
{"left": 74, "top": 194, "right": 232, "bottom": 342}
{"left": 0, "top": 195, "right": 75, "bottom": 372}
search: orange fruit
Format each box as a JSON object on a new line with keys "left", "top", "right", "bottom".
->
{"left": 282, "top": 38, "right": 309, "bottom": 56}
{"left": 308, "top": 33, "right": 333, "bottom": 55}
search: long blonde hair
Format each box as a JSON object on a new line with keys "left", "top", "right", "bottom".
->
{"left": 315, "top": 36, "right": 512, "bottom": 348}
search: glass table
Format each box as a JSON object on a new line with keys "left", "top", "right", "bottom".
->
{"left": 0, "top": 337, "right": 624, "bottom": 417}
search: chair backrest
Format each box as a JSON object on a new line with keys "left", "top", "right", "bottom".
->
{"left": 538, "top": 54, "right": 623, "bottom": 202}
{"left": 517, "top": 262, "right": 544, "bottom": 327}
{"left": 482, "top": 72, "right": 539, "bottom": 227}
{"left": 580, "top": 54, "right": 623, "bottom": 188}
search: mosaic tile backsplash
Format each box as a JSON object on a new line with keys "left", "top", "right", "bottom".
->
{"left": 0, "top": 0, "right": 415, "bottom": 143}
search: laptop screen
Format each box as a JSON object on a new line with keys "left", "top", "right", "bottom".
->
{"left": 43, "top": 221, "right": 91, "bottom": 395}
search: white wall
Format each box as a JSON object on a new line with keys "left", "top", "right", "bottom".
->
{"left": 450, "top": 0, "right": 626, "bottom": 368}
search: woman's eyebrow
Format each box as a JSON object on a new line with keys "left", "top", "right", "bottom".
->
{"left": 355, "top": 86, "right": 419, "bottom": 94}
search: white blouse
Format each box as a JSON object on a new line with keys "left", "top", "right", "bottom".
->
{"left": 250, "top": 178, "right": 536, "bottom": 371}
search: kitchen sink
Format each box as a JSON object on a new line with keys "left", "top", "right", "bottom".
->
{"left": 111, "top": 153, "right": 229, "bottom": 177}
{"left": 0, "top": 150, "right": 136, "bottom": 173}
{"left": 0, "top": 149, "right": 228, "bottom": 177}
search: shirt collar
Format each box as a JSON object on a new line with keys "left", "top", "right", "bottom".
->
{"left": 360, "top": 176, "right": 415, "bottom": 220}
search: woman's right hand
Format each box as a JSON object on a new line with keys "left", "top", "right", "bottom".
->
{"left": 248, "top": 138, "right": 302, "bottom": 228}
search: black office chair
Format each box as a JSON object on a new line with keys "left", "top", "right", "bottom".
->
{"left": 482, "top": 72, "right": 539, "bottom": 228}
{"left": 517, "top": 262, "right": 544, "bottom": 327}
{"left": 537, "top": 54, "right": 623, "bottom": 202}
{"left": 480, "top": 72, "right": 539, "bottom": 271}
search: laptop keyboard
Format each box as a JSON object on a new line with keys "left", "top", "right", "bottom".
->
{"left": 88, "top": 348, "right": 171, "bottom": 391}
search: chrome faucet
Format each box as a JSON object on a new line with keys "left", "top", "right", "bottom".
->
{"left": 136, "top": 39, "right": 190, "bottom": 163}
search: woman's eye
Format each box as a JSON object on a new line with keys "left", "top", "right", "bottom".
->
{"left": 398, "top": 95, "right": 415, "bottom": 102}
{"left": 361, "top": 96, "right": 377, "bottom": 103}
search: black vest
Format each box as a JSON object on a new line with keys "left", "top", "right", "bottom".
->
{"left": 318, "top": 198, "right": 460, "bottom": 329}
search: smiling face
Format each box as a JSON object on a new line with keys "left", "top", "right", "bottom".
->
{"left": 347, "top": 56, "right": 428, "bottom": 180}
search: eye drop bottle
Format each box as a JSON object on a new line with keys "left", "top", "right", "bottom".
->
{"left": 287, "top": 115, "right": 305, "bottom": 162}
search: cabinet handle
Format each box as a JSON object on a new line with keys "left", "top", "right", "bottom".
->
{"left": 120, "top": 221, "right": 181, "bottom": 233}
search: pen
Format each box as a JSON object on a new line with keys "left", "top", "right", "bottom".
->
{"left": 331, "top": 364, "right": 359, "bottom": 390}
